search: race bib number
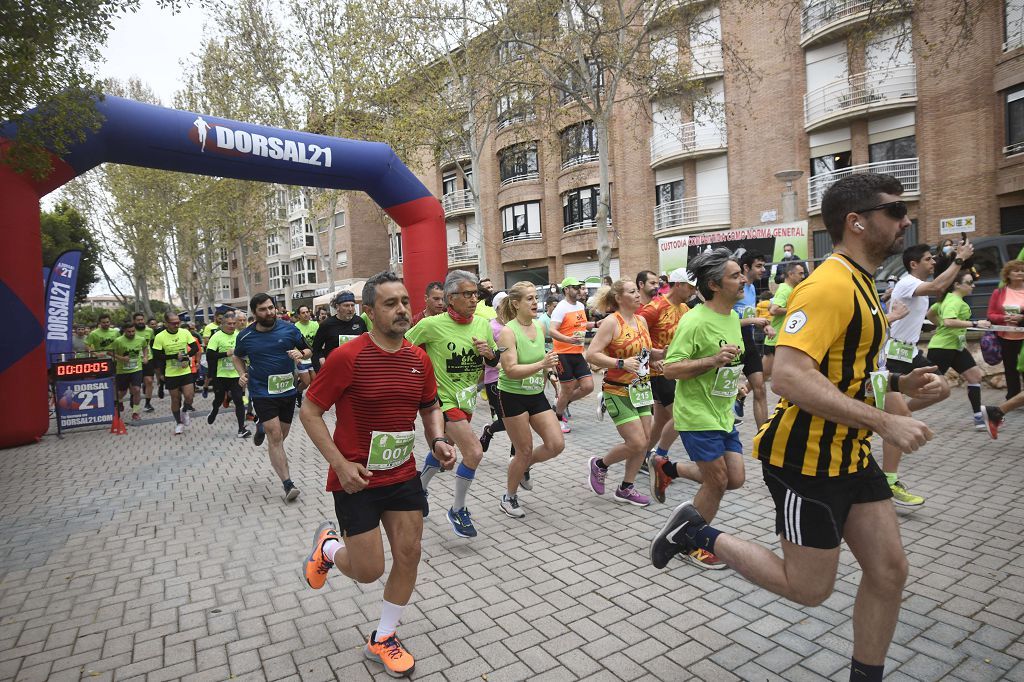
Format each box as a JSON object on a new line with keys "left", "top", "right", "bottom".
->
{"left": 218, "top": 356, "right": 234, "bottom": 373}
{"left": 338, "top": 334, "right": 359, "bottom": 346}
{"left": 628, "top": 379, "right": 654, "bottom": 407}
{"left": 125, "top": 357, "right": 140, "bottom": 371}
{"left": 454, "top": 384, "right": 478, "bottom": 412}
{"left": 366, "top": 431, "right": 416, "bottom": 471}
{"left": 267, "top": 373, "right": 294, "bottom": 394}
{"left": 742, "top": 306, "right": 755, "bottom": 319}
{"left": 867, "top": 370, "right": 890, "bottom": 409}
{"left": 884, "top": 339, "right": 915, "bottom": 364}
{"left": 1005, "top": 305, "right": 1021, "bottom": 315}
{"left": 522, "top": 372, "right": 545, "bottom": 392}
{"left": 711, "top": 365, "right": 743, "bottom": 398}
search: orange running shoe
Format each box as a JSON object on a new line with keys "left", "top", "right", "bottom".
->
{"left": 647, "top": 454, "right": 672, "bottom": 504}
{"left": 365, "top": 631, "right": 415, "bottom": 677}
{"left": 303, "top": 521, "right": 339, "bottom": 589}
{"left": 683, "top": 547, "right": 727, "bottom": 570}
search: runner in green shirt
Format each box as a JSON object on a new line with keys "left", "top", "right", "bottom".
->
{"left": 152, "top": 312, "right": 201, "bottom": 435}
{"left": 205, "top": 310, "right": 250, "bottom": 438}
{"left": 404, "top": 270, "right": 498, "bottom": 539}
{"left": 131, "top": 312, "right": 157, "bottom": 412}
{"left": 293, "top": 305, "right": 320, "bottom": 408}
{"left": 651, "top": 249, "right": 747, "bottom": 570}
{"left": 764, "top": 262, "right": 805, "bottom": 381}
{"left": 112, "top": 324, "right": 149, "bottom": 421}
{"left": 85, "top": 314, "right": 120, "bottom": 354}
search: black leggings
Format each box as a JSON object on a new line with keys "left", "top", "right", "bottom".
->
{"left": 484, "top": 381, "right": 514, "bottom": 457}
{"left": 999, "top": 337, "right": 1023, "bottom": 399}
{"left": 213, "top": 379, "right": 246, "bottom": 430}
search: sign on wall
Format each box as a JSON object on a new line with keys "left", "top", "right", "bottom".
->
{"left": 939, "top": 216, "right": 976, "bottom": 235}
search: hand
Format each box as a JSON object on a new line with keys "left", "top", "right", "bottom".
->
{"left": 888, "top": 300, "right": 909, "bottom": 322}
{"left": 974, "top": 320, "right": 992, "bottom": 329}
{"left": 620, "top": 357, "right": 640, "bottom": 373}
{"left": 897, "top": 366, "right": 945, "bottom": 400}
{"left": 763, "top": 324, "right": 776, "bottom": 338}
{"left": 286, "top": 349, "right": 303, "bottom": 361}
{"left": 712, "top": 344, "right": 742, "bottom": 368}
{"left": 737, "top": 381, "right": 750, "bottom": 399}
{"left": 238, "top": 374, "right": 248, "bottom": 389}
{"left": 542, "top": 351, "right": 559, "bottom": 370}
{"left": 227, "top": 348, "right": 234, "bottom": 356}
{"left": 431, "top": 441, "right": 457, "bottom": 470}
{"left": 471, "top": 337, "right": 493, "bottom": 359}
{"left": 754, "top": 317, "right": 770, "bottom": 328}
{"left": 956, "top": 241, "right": 974, "bottom": 260}
{"left": 337, "top": 460, "right": 372, "bottom": 493}
{"left": 650, "top": 360, "right": 664, "bottom": 374}
{"left": 878, "top": 413, "right": 933, "bottom": 453}
{"left": 1008, "top": 314, "right": 1024, "bottom": 325}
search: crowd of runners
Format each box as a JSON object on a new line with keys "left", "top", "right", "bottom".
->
{"left": 73, "top": 172, "right": 1024, "bottom": 679}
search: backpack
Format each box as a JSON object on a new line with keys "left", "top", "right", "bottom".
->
{"left": 980, "top": 331, "right": 1002, "bottom": 366}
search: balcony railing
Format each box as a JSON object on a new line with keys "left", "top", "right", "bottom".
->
{"left": 646, "top": 0, "right": 710, "bottom": 24}
{"left": 801, "top": 0, "right": 911, "bottom": 45}
{"left": 690, "top": 43, "right": 724, "bottom": 78}
{"left": 496, "top": 111, "right": 536, "bottom": 131}
{"left": 807, "top": 158, "right": 919, "bottom": 213}
{"left": 1005, "top": 31, "right": 1024, "bottom": 52}
{"left": 442, "top": 189, "right": 475, "bottom": 215}
{"left": 650, "top": 121, "right": 727, "bottom": 166}
{"left": 500, "top": 171, "right": 540, "bottom": 187}
{"left": 447, "top": 243, "right": 480, "bottom": 262}
{"left": 804, "top": 64, "right": 917, "bottom": 130}
{"left": 502, "top": 232, "right": 543, "bottom": 245}
{"left": 563, "top": 219, "right": 614, "bottom": 234}
{"left": 1004, "top": 141, "right": 1024, "bottom": 157}
{"left": 440, "top": 143, "right": 471, "bottom": 165}
{"left": 560, "top": 153, "right": 600, "bottom": 171}
{"left": 653, "top": 194, "right": 731, "bottom": 234}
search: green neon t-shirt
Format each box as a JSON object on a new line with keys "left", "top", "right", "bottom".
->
{"left": 111, "top": 334, "right": 148, "bottom": 374}
{"left": 207, "top": 329, "right": 240, "bottom": 378}
{"left": 405, "top": 313, "right": 495, "bottom": 412}
{"left": 765, "top": 283, "right": 795, "bottom": 348}
{"left": 85, "top": 327, "right": 120, "bottom": 352}
{"left": 294, "top": 320, "right": 319, "bottom": 348}
{"left": 665, "top": 304, "right": 744, "bottom": 433}
{"left": 927, "top": 295, "right": 970, "bottom": 351}
{"left": 153, "top": 328, "right": 197, "bottom": 377}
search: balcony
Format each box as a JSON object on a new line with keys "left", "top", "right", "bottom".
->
{"left": 804, "top": 64, "right": 916, "bottom": 131}
{"left": 646, "top": 0, "right": 713, "bottom": 25}
{"left": 448, "top": 242, "right": 480, "bottom": 264}
{"left": 440, "top": 143, "right": 471, "bottom": 168}
{"left": 807, "top": 157, "right": 919, "bottom": 213}
{"left": 690, "top": 43, "right": 724, "bottom": 79}
{"left": 801, "top": 0, "right": 912, "bottom": 48}
{"left": 1006, "top": 31, "right": 1024, "bottom": 53}
{"left": 650, "top": 121, "right": 727, "bottom": 168}
{"left": 499, "top": 171, "right": 540, "bottom": 188}
{"left": 502, "top": 232, "right": 543, "bottom": 245}
{"left": 653, "top": 194, "right": 731, "bottom": 235}
{"left": 561, "top": 153, "right": 600, "bottom": 171}
{"left": 442, "top": 189, "right": 475, "bottom": 217}
{"left": 1005, "top": 142, "right": 1024, "bottom": 158}
{"left": 563, "top": 219, "right": 613, "bottom": 234}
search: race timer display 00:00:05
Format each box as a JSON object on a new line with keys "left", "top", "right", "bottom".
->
{"left": 54, "top": 360, "right": 112, "bottom": 377}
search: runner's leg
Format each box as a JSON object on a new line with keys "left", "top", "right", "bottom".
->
{"left": 262, "top": 417, "right": 291, "bottom": 482}
{"left": 748, "top": 371, "right": 767, "bottom": 426}
{"left": 445, "top": 419, "right": 482, "bottom": 512}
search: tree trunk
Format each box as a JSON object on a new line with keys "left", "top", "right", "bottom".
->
{"left": 237, "top": 238, "right": 252, "bottom": 301}
{"left": 595, "top": 115, "right": 612, "bottom": 278}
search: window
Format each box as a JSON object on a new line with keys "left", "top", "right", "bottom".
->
{"left": 317, "top": 217, "right": 328, "bottom": 233}
{"left": 558, "top": 59, "right": 605, "bottom": 104}
{"left": 562, "top": 185, "right": 610, "bottom": 230}
{"left": 1007, "top": 0, "right": 1024, "bottom": 50}
{"left": 336, "top": 251, "right": 349, "bottom": 266}
{"left": 810, "top": 150, "right": 852, "bottom": 177}
{"left": 656, "top": 179, "right": 684, "bottom": 206}
{"left": 496, "top": 89, "right": 533, "bottom": 128}
{"left": 560, "top": 120, "right": 599, "bottom": 166}
{"left": 253, "top": 271, "right": 262, "bottom": 284}
{"left": 498, "top": 41, "right": 524, "bottom": 63}
{"left": 499, "top": 143, "right": 539, "bottom": 183}
{"left": 501, "top": 201, "right": 542, "bottom": 241}
{"left": 332, "top": 211, "right": 345, "bottom": 228}
{"left": 442, "top": 173, "right": 457, "bottom": 196}
{"left": 266, "top": 232, "right": 279, "bottom": 257}
{"left": 306, "top": 221, "right": 315, "bottom": 247}
{"left": 1007, "top": 87, "right": 1024, "bottom": 154}
{"left": 269, "top": 264, "right": 281, "bottom": 290}
{"left": 390, "top": 231, "right": 403, "bottom": 263}
{"left": 869, "top": 135, "right": 916, "bottom": 163}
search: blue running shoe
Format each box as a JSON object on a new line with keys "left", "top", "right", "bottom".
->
{"left": 733, "top": 399, "right": 744, "bottom": 425}
{"left": 446, "top": 507, "right": 477, "bottom": 538}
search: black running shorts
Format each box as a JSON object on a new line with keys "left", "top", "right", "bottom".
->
{"left": 252, "top": 395, "right": 296, "bottom": 424}
{"left": 740, "top": 326, "right": 763, "bottom": 377}
{"left": 651, "top": 375, "right": 676, "bottom": 406}
{"left": 115, "top": 371, "right": 143, "bottom": 391}
{"left": 498, "top": 389, "right": 552, "bottom": 419}
{"left": 926, "top": 348, "right": 976, "bottom": 375}
{"left": 761, "top": 458, "right": 892, "bottom": 550}
{"left": 143, "top": 359, "right": 156, "bottom": 378}
{"left": 557, "top": 353, "right": 592, "bottom": 382}
{"left": 885, "top": 352, "right": 934, "bottom": 377}
{"left": 333, "top": 476, "right": 428, "bottom": 537}
{"left": 164, "top": 373, "right": 195, "bottom": 391}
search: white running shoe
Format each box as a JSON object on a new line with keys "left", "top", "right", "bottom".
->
{"left": 181, "top": 409, "right": 191, "bottom": 427}
{"left": 174, "top": 423, "right": 184, "bottom": 435}
{"left": 500, "top": 494, "right": 526, "bottom": 519}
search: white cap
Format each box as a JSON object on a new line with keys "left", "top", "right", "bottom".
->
{"left": 491, "top": 291, "right": 508, "bottom": 308}
{"left": 667, "top": 268, "right": 697, "bottom": 285}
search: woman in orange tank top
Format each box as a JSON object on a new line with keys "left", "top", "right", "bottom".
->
{"left": 583, "top": 280, "right": 654, "bottom": 506}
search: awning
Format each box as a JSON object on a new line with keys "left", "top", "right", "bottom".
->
{"left": 313, "top": 280, "right": 367, "bottom": 307}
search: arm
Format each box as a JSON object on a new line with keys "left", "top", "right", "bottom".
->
{"left": 549, "top": 326, "right": 579, "bottom": 345}
{"left": 231, "top": 354, "right": 248, "bottom": 387}
{"left": 186, "top": 340, "right": 200, "bottom": 357}
{"left": 913, "top": 242, "right": 971, "bottom": 296}
{"left": 299, "top": 398, "right": 372, "bottom": 492}
{"left": 768, "top": 303, "right": 786, "bottom": 317}
{"left": 663, "top": 348, "right": 737, "bottom": 381}
{"left": 987, "top": 288, "right": 1008, "bottom": 325}
{"left": 585, "top": 316, "right": 639, "bottom": 372}
{"left": 206, "top": 347, "right": 222, "bottom": 378}
{"left": 420, "top": 401, "right": 456, "bottom": 470}
{"left": 498, "top": 326, "right": 555, "bottom": 378}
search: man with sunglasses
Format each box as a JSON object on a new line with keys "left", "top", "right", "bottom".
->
{"left": 152, "top": 312, "right": 201, "bottom": 435}
{"left": 550, "top": 277, "right": 596, "bottom": 433}
{"left": 878, "top": 240, "right": 970, "bottom": 506}
{"left": 652, "top": 173, "right": 944, "bottom": 682}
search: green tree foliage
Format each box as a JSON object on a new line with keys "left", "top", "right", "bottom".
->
{"left": 40, "top": 201, "right": 100, "bottom": 303}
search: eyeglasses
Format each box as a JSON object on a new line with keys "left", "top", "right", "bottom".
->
{"left": 854, "top": 200, "right": 907, "bottom": 221}
{"left": 454, "top": 291, "right": 480, "bottom": 299}
{"left": 961, "top": 281, "right": 976, "bottom": 286}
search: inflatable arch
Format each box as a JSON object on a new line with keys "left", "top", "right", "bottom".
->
{"left": 0, "top": 95, "right": 446, "bottom": 449}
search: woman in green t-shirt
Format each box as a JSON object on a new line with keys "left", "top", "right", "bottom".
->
{"left": 925, "top": 271, "right": 991, "bottom": 429}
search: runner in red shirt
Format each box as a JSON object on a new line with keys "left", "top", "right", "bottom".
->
{"left": 299, "top": 271, "right": 456, "bottom": 679}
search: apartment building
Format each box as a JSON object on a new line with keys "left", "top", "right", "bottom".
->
{"left": 412, "top": 0, "right": 1024, "bottom": 288}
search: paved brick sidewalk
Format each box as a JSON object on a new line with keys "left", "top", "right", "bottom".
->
{"left": 0, "top": 384, "right": 1022, "bottom": 681}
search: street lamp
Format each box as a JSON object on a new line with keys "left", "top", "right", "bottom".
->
{"left": 774, "top": 169, "right": 804, "bottom": 222}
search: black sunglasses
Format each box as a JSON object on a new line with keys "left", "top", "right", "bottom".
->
{"left": 854, "top": 200, "right": 907, "bottom": 221}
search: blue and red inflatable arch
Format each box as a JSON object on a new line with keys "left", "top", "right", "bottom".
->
{"left": 0, "top": 95, "right": 446, "bottom": 449}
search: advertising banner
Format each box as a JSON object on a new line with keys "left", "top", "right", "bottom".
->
{"left": 657, "top": 235, "right": 689, "bottom": 274}
{"left": 44, "top": 250, "right": 82, "bottom": 367}
{"left": 659, "top": 222, "right": 809, "bottom": 275}
{"left": 55, "top": 376, "right": 115, "bottom": 431}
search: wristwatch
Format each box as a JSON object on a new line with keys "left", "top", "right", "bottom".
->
{"left": 431, "top": 437, "right": 451, "bottom": 449}
{"left": 954, "top": 257, "right": 965, "bottom": 265}
{"left": 616, "top": 359, "right": 624, "bottom": 369}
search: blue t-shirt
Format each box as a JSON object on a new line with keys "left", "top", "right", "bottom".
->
{"left": 234, "top": 320, "right": 308, "bottom": 398}
{"left": 733, "top": 283, "right": 757, "bottom": 319}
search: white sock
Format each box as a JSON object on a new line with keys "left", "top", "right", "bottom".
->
{"left": 322, "top": 538, "right": 343, "bottom": 563}
{"left": 376, "top": 600, "right": 404, "bottom": 640}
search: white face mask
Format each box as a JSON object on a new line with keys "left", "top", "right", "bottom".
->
{"left": 943, "top": 246, "right": 954, "bottom": 255}
{"left": 784, "top": 250, "right": 793, "bottom": 256}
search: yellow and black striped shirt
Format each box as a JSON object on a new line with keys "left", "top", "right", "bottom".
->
{"left": 754, "top": 254, "right": 888, "bottom": 477}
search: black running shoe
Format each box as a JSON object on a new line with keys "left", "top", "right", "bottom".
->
{"left": 254, "top": 429, "right": 266, "bottom": 446}
{"left": 651, "top": 500, "right": 706, "bottom": 570}
{"left": 480, "top": 425, "right": 493, "bottom": 452}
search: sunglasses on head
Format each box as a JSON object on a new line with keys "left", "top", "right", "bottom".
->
{"left": 854, "top": 200, "right": 907, "bottom": 221}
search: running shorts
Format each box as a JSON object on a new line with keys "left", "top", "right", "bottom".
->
{"left": 679, "top": 428, "right": 742, "bottom": 462}
{"left": 651, "top": 375, "right": 676, "bottom": 406}
{"left": 761, "top": 458, "right": 892, "bottom": 550}
{"left": 762, "top": 345, "right": 775, "bottom": 356}
{"left": 740, "top": 326, "right": 763, "bottom": 377}
{"left": 164, "top": 373, "right": 195, "bottom": 391}
{"left": 143, "top": 359, "right": 156, "bottom": 377}
{"left": 498, "top": 389, "right": 552, "bottom": 418}
{"left": 253, "top": 395, "right": 296, "bottom": 424}
{"left": 926, "top": 348, "right": 976, "bottom": 375}
{"left": 333, "top": 476, "right": 427, "bottom": 537}
{"left": 601, "top": 392, "right": 652, "bottom": 427}
{"left": 557, "top": 353, "right": 592, "bottom": 382}
{"left": 213, "top": 377, "right": 241, "bottom": 392}
{"left": 884, "top": 352, "right": 933, "bottom": 376}
{"left": 115, "top": 371, "right": 144, "bottom": 391}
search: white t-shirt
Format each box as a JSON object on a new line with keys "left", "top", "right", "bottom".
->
{"left": 550, "top": 299, "right": 586, "bottom": 326}
{"left": 887, "top": 274, "right": 929, "bottom": 353}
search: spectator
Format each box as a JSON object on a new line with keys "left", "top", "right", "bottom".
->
{"left": 987, "top": 259, "right": 1024, "bottom": 398}
{"left": 657, "top": 274, "right": 670, "bottom": 296}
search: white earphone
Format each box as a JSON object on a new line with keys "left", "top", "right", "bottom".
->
{"left": 854, "top": 221, "right": 864, "bottom": 231}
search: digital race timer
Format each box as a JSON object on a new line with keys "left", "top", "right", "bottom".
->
{"left": 52, "top": 358, "right": 114, "bottom": 379}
